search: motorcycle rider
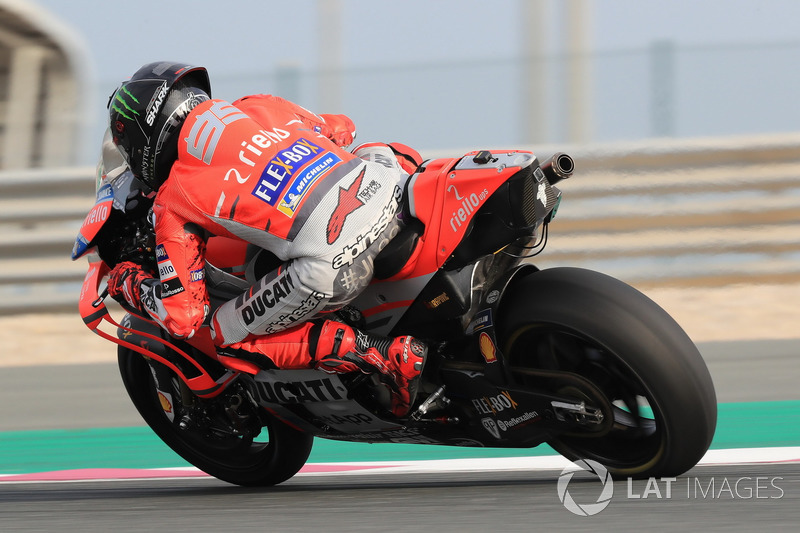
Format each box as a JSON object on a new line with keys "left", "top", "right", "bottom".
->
{"left": 104, "top": 61, "right": 426, "bottom": 416}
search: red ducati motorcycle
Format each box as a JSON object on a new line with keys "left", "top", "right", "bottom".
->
{"left": 73, "top": 149, "right": 717, "bottom": 486}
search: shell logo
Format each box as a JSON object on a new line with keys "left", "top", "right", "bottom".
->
{"left": 479, "top": 332, "right": 497, "bottom": 363}
{"left": 158, "top": 391, "right": 173, "bottom": 413}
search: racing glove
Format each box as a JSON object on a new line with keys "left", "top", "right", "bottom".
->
{"left": 319, "top": 114, "right": 356, "bottom": 148}
{"left": 107, "top": 261, "right": 154, "bottom": 314}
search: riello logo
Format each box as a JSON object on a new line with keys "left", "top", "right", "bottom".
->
{"left": 447, "top": 185, "right": 489, "bottom": 233}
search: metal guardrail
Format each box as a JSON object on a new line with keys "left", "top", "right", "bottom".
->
{"left": 0, "top": 167, "right": 95, "bottom": 314}
{"left": 2, "top": 133, "right": 800, "bottom": 315}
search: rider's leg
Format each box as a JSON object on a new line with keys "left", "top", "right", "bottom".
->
{"left": 220, "top": 319, "right": 427, "bottom": 416}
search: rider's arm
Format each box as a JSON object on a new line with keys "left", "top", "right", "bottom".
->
{"left": 317, "top": 113, "right": 356, "bottom": 148}
{"left": 234, "top": 94, "right": 356, "bottom": 148}
{"left": 145, "top": 201, "right": 210, "bottom": 339}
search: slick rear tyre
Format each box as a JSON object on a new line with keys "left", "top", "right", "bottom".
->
{"left": 499, "top": 267, "right": 717, "bottom": 479}
{"left": 118, "top": 348, "right": 313, "bottom": 486}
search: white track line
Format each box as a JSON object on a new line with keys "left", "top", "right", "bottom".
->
{"left": 295, "top": 447, "right": 800, "bottom": 476}
{"left": 1, "top": 447, "right": 798, "bottom": 483}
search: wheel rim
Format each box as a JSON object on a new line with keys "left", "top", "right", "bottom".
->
{"left": 146, "top": 367, "right": 277, "bottom": 473}
{"left": 505, "top": 324, "right": 667, "bottom": 474}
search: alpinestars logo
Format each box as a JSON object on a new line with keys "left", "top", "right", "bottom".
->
{"left": 326, "top": 167, "right": 366, "bottom": 244}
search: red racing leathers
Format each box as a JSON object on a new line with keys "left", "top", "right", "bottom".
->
{"left": 126, "top": 95, "right": 410, "bottom": 370}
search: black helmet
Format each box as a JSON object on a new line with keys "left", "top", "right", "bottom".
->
{"left": 109, "top": 61, "right": 211, "bottom": 190}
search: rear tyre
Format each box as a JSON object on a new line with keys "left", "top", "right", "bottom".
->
{"left": 499, "top": 267, "right": 717, "bottom": 478}
{"left": 118, "top": 348, "right": 313, "bottom": 486}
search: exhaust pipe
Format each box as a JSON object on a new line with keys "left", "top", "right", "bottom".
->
{"left": 540, "top": 152, "right": 575, "bottom": 185}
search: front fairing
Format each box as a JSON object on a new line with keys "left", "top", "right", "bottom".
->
{"left": 72, "top": 183, "right": 114, "bottom": 260}
{"left": 71, "top": 169, "right": 150, "bottom": 260}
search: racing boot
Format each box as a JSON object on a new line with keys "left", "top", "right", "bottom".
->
{"left": 314, "top": 320, "right": 427, "bottom": 417}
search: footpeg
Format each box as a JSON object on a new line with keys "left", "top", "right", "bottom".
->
{"left": 410, "top": 385, "right": 450, "bottom": 421}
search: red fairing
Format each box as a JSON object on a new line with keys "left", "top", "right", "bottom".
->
{"left": 397, "top": 151, "right": 531, "bottom": 279}
{"left": 80, "top": 198, "right": 112, "bottom": 241}
{"left": 78, "top": 258, "right": 237, "bottom": 397}
{"left": 72, "top": 185, "right": 114, "bottom": 259}
{"left": 78, "top": 260, "right": 112, "bottom": 330}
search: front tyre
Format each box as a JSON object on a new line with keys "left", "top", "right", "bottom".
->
{"left": 499, "top": 267, "right": 717, "bottom": 478}
{"left": 118, "top": 348, "right": 313, "bottom": 486}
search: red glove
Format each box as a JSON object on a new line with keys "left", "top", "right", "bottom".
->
{"left": 319, "top": 114, "right": 356, "bottom": 148}
{"left": 107, "top": 261, "right": 154, "bottom": 313}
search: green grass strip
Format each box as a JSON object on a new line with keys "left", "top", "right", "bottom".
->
{"left": 0, "top": 401, "right": 797, "bottom": 475}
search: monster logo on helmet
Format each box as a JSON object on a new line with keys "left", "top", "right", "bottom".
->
{"left": 108, "top": 61, "right": 212, "bottom": 191}
{"left": 110, "top": 86, "right": 141, "bottom": 121}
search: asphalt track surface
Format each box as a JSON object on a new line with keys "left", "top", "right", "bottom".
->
{"left": 1, "top": 339, "right": 799, "bottom": 532}
{"left": 1, "top": 465, "right": 798, "bottom": 532}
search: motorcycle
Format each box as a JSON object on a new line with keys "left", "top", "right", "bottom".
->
{"left": 73, "top": 148, "right": 717, "bottom": 486}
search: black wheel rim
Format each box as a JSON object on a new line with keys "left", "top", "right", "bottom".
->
{"left": 145, "top": 367, "right": 276, "bottom": 473}
{"left": 505, "top": 324, "right": 666, "bottom": 473}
